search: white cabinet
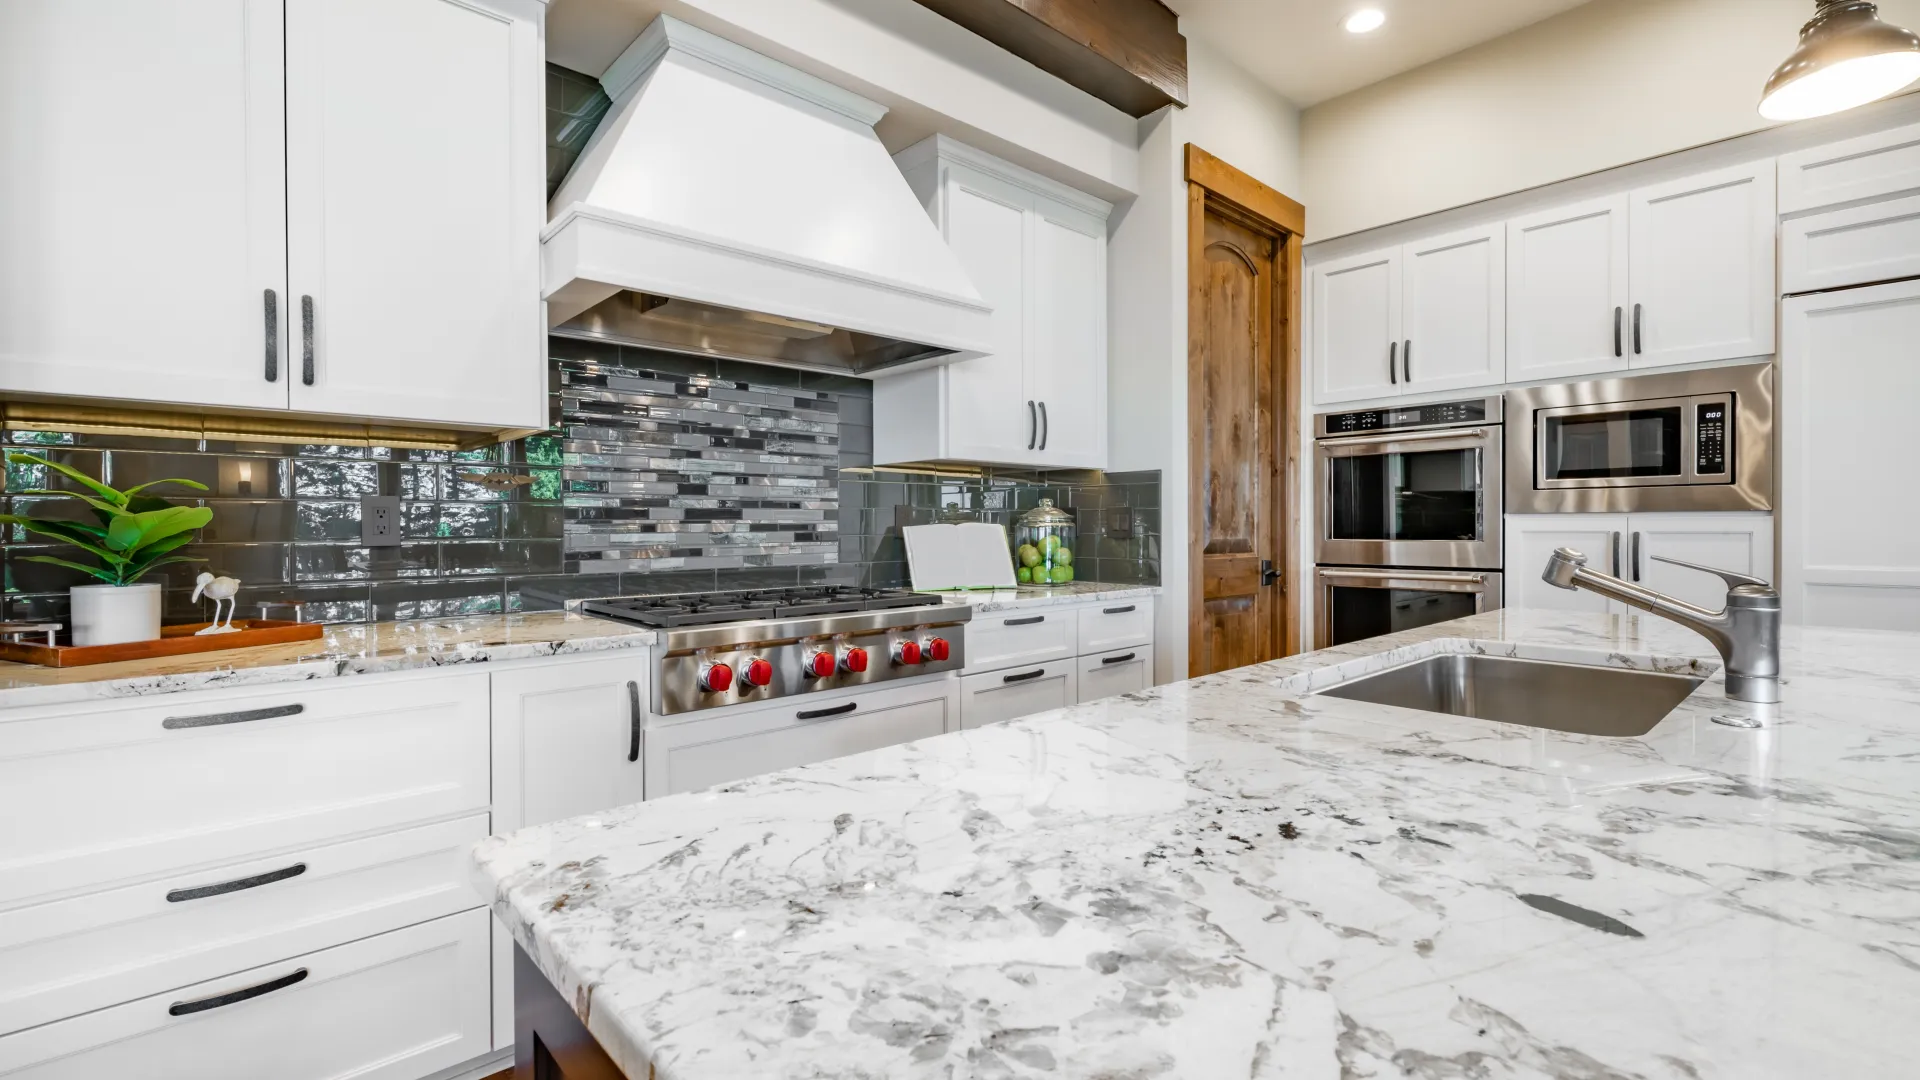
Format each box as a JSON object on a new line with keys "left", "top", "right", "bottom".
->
{"left": 1506, "top": 513, "right": 1773, "bottom": 616}
{"left": 0, "top": 0, "right": 289, "bottom": 412}
{"left": 1628, "top": 161, "right": 1776, "bottom": 368}
{"left": 1507, "top": 195, "right": 1631, "bottom": 382}
{"left": 1312, "top": 226, "right": 1503, "bottom": 404}
{"left": 1077, "top": 645, "right": 1154, "bottom": 703}
{"left": 876, "top": 136, "right": 1112, "bottom": 468}
{"left": 490, "top": 656, "right": 647, "bottom": 835}
{"left": 1780, "top": 121, "right": 1920, "bottom": 294}
{"left": 1781, "top": 279, "right": 1920, "bottom": 630}
{"left": 0, "top": 0, "right": 545, "bottom": 431}
{"left": 959, "top": 661, "right": 1077, "bottom": 729}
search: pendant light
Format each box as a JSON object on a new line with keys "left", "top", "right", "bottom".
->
{"left": 1760, "top": 1, "right": 1920, "bottom": 121}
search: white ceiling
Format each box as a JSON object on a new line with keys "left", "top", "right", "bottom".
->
{"left": 1164, "top": 0, "right": 1599, "bottom": 107}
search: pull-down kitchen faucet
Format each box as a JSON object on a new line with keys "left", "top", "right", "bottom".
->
{"left": 1541, "top": 547, "right": 1782, "bottom": 704}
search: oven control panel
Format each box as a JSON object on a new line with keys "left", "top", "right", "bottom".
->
{"left": 1696, "top": 402, "right": 1729, "bottom": 477}
{"left": 1319, "top": 397, "right": 1499, "bottom": 436}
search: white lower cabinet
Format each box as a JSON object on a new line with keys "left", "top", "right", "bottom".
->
{"left": 0, "top": 907, "right": 492, "bottom": 1079}
{"left": 1505, "top": 514, "right": 1630, "bottom": 614}
{"left": 645, "top": 680, "right": 958, "bottom": 799}
{"left": 1077, "top": 645, "right": 1155, "bottom": 703}
{"left": 1506, "top": 513, "right": 1774, "bottom": 615}
{"left": 966, "top": 609, "right": 1079, "bottom": 671}
{"left": 960, "top": 661, "right": 1078, "bottom": 729}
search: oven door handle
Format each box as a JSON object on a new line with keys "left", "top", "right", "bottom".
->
{"left": 1317, "top": 427, "right": 1489, "bottom": 449}
{"left": 1318, "top": 570, "right": 1488, "bottom": 585}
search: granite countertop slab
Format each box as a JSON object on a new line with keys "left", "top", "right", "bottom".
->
{"left": 0, "top": 611, "right": 655, "bottom": 710}
{"left": 473, "top": 609, "right": 1920, "bottom": 1080}
{"left": 936, "top": 581, "right": 1160, "bottom": 613}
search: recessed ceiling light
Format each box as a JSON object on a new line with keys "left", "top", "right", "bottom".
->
{"left": 1345, "top": 8, "right": 1387, "bottom": 34}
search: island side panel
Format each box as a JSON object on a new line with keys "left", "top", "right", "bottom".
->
{"left": 514, "top": 945, "right": 626, "bottom": 1079}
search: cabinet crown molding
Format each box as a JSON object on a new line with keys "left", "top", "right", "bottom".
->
{"left": 599, "top": 14, "right": 887, "bottom": 127}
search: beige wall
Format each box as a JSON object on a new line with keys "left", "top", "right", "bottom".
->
{"left": 1180, "top": 36, "right": 1303, "bottom": 198}
{"left": 1302, "top": 0, "right": 1920, "bottom": 239}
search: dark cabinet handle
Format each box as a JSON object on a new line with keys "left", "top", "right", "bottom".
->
{"left": 1100, "top": 652, "right": 1137, "bottom": 665}
{"left": 1003, "top": 615, "right": 1044, "bottom": 626}
{"left": 300, "top": 294, "right": 316, "bottom": 386}
{"left": 1632, "top": 531, "right": 1643, "bottom": 580}
{"left": 163, "top": 703, "right": 304, "bottom": 730}
{"left": 169, "top": 968, "right": 308, "bottom": 1017}
{"left": 627, "top": 680, "right": 641, "bottom": 763}
{"left": 168, "top": 862, "right": 306, "bottom": 903}
{"left": 1002, "top": 668, "right": 1046, "bottom": 683}
{"left": 1388, "top": 341, "right": 1398, "bottom": 385}
{"left": 263, "top": 289, "right": 279, "bottom": 382}
{"left": 1027, "top": 401, "right": 1037, "bottom": 451}
{"left": 1039, "top": 401, "right": 1048, "bottom": 451}
{"left": 1610, "top": 531, "right": 1622, "bottom": 577}
{"left": 1403, "top": 339, "right": 1412, "bottom": 383}
{"left": 1613, "top": 306, "right": 1623, "bottom": 358}
{"left": 797, "top": 701, "right": 858, "bottom": 721}
{"left": 1632, "top": 303, "right": 1643, "bottom": 355}
{"left": 1102, "top": 605, "right": 1136, "bottom": 615}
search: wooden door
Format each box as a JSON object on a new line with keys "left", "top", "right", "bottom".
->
{"left": 1399, "top": 224, "right": 1506, "bottom": 393}
{"left": 1310, "top": 246, "right": 1401, "bottom": 404}
{"left": 0, "top": 0, "right": 289, "bottom": 412}
{"left": 1507, "top": 194, "right": 1631, "bottom": 382}
{"left": 1628, "top": 161, "right": 1776, "bottom": 369}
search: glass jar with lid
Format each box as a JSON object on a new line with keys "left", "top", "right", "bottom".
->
{"left": 1012, "top": 498, "right": 1077, "bottom": 587}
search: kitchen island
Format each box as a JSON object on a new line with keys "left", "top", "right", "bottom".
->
{"left": 472, "top": 610, "right": 1920, "bottom": 1079}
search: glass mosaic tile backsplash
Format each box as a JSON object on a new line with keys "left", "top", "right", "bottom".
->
{"left": 0, "top": 339, "right": 1158, "bottom": 626}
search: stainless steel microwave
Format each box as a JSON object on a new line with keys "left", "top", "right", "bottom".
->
{"left": 1506, "top": 363, "right": 1773, "bottom": 514}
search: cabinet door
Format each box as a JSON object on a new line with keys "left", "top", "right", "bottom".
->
{"left": 1781, "top": 280, "right": 1920, "bottom": 630}
{"left": 284, "top": 0, "right": 544, "bottom": 428}
{"left": 1507, "top": 195, "right": 1631, "bottom": 382}
{"left": 490, "top": 656, "right": 646, "bottom": 835}
{"left": 1628, "top": 162, "right": 1776, "bottom": 368}
{"left": 1629, "top": 513, "right": 1774, "bottom": 614}
{"left": 1400, "top": 225, "right": 1505, "bottom": 393}
{"left": 1504, "top": 514, "right": 1629, "bottom": 614}
{"left": 0, "top": 0, "right": 288, "bottom": 411}
{"left": 959, "top": 661, "right": 1076, "bottom": 729}
{"left": 1311, "top": 247, "right": 1401, "bottom": 404}
{"left": 1077, "top": 646, "right": 1153, "bottom": 704}
{"left": 938, "top": 167, "right": 1035, "bottom": 463}
{"left": 1028, "top": 208, "right": 1107, "bottom": 468}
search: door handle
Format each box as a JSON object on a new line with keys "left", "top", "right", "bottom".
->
{"left": 1610, "top": 531, "right": 1622, "bottom": 577}
{"left": 1260, "top": 559, "right": 1280, "bottom": 587}
{"left": 1038, "top": 401, "right": 1049, "bottom": 451}
{"left": 1402, "top": 339, "right": 1412, "bottom": 383}
{"left": 300, "top": 295, "right": 316, "bottom": 386}
{"left": 263, "top": 289, "right": 279, "bottom": 382}
{"left": 626, "top": 680, "right": 641, "bottom": 763}
{"left": 1613, "top": 306, "right": 1623, "bottom": 358}
{"left": 1027, "top": 401, "right": 1037, "bottom": 450}
{"left": 1388, "top": 341, "right": 1398, "bottom": 385}
{"left": 1632, "top": 303, "right": 1643, "bottom": 355}
{"left": 1631, "top": 531, "right": 1643, "bottom": 580}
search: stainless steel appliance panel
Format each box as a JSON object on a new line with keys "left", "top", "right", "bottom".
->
{"left": 1316, "top": 423, "right": 1504, "bottom": 570}
{"left": 1315, "top": 568, "right": 1503, "bottom": 650}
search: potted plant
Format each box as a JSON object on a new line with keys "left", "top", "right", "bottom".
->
{"left": 0, "top": 452, "right": 212, "bottom": 646}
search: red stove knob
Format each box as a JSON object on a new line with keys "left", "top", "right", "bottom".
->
{"left": 925, "top": 637, "right": 951, "bottom": 663}
{"left": 893, "top": 640, "right": 923, "bottom": 666}
{"left": 699, "top": 662, "right": 734, "bottom": 693}
{"left": 806, "top": 651, "right": 836, "bottom": 679}
{"left": 841, "top": 647, "right": 869, "bottom": 673}
{"left": 742, "top": 658, "right": 774, "bottom": 688}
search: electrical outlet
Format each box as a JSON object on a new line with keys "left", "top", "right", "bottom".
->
{"left": 361, "top": 495, "right": 403, "bottom": 547}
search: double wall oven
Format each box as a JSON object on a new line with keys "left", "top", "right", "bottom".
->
{"left": 1314, "top": 398, "right": 1504, "bottom": 649}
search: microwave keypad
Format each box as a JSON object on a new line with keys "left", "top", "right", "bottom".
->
{"left": 1697, "top": 403, "right": 1728, "bottom": 475}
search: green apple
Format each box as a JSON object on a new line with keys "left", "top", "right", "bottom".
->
{"left": 1016, "top": 566, "right": 1033, "bottom": 584}
{"left": 1054, "top": 547, "right": 1073, "bottom": 566}
{"left": 1017, "top": 544, "right": 1041, "bottom": 568}
{"left": 1050, "top": 564, "right": 1076, "bottom": 583}
{"left": 1040, "top": 535, "right": 1062, "bottom": 557}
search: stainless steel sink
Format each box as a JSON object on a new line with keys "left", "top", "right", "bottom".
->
{"left": 1314, "top": 653, "right": 1704, "bottom": 737}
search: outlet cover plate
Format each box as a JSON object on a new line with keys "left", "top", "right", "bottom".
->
{"left": 361, "top": 495, "right": 403, "bottom": 547}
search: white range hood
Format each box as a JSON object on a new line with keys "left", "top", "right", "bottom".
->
{"left": 542, "top": 15, "right": 993, "bottom": 377}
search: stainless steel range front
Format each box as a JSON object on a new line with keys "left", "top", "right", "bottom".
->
{"left": 581, "top": 586, "right": 968, "bottom": 715}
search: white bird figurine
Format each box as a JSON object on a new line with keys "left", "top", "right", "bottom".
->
{"left": 192, "top": 572, "right": 243, "bottom": 635}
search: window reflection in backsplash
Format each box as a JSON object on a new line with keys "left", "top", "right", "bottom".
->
{"left": 0, "top": 340, "right": 1159, "bottom": 625}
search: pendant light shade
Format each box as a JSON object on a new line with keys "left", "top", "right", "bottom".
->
{"left": 1760, "top": 0, "right": 1920, "bottom": 121}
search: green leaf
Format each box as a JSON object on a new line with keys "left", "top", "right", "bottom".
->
{"left": 0, "top": 513, "right": 108, "bottom": 540}
{"left": 119, "top": 532, "right": 198, "bottom": 576}
{"left": 14, "top": 489, "right": 133, "bottom": 520}
{"left": 105, "top": 505, "right": 212, "bottom": 554}
{"left": 0, "top": 518, "right": 130, "bottom": 567}
{"left": 16, "top": 554, "right": 121, "bottom": 585}
{"left": 119, "top": 477, "right": 210, "bottom": 498}
{"left": 119, "top": 554, "right": 202, "bottom": 586}
{"left": 5, "top": 453, "right": 126, "bottom": 506}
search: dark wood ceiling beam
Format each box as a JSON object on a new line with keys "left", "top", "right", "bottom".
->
{"left": 909, "top": 0, "right": 1188, "bottom": 117}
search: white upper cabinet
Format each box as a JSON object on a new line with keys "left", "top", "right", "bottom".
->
{"left": 1779, "top": 121, "right": 1920, "bottom": 295}
{"left": 0, "top": 0, "right": 545, "bottom": 431}
{"left": 875, "top": 137, "right": 1112, "bottom": 469}
{"left": 1399, "top": 224, "right": 1505, "bottom": 394}
{"left": 1507, "top": 195, "right": 1630, "bottom": 382}
{"left": 1628, "top": 161, "right": 1776, "bottom": 368}
{"left": 1310, "top": 247, "right": 1402, "bottom": 404}
{"left": 0, "top": 0, "right": 290, "bottom": 412}
{"left": 285, "top": 0, "right": 545, "bottom": 429}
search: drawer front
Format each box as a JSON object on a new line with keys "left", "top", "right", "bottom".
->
{"left": 0, "top": 814, "right": 487, "bottom": 1036}
{"left": 1779, "top": 121, "right": 1920, "bottom": 214}
{"left": 1077, "top": 645, "right": 1155, "bottom": 704}
{"left": 959, "top": 661, "right": 1077, "bottom": 729}
{"left": 1076, "top": 598, "right": 1152, "bottom": 655}
{"left": 0, "top": 907, "right": 491, "bottom": 1079}
{"left": 1782, "top": 191, "right": 1920, "bottom": 294}
{"left": 0, "top": 672, "right": 490, "bottom": 908}
{"left": 649, "top": 679, "right": 958, "bottom": 798}
{"left": 964, "top": 608, "right": 1078, "bottom": 673}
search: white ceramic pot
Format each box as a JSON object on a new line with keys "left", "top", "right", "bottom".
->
{"left": 69, "top": 583, "right": 163, "bottom": 647}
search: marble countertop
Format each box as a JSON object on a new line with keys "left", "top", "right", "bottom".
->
{"left": 0, "top": 611, "right": 656, "bottom": 709}
{"left": 935, "top": 581, "right": 1160, "bottom": 613}
{"left": 473, "top": 610, "right": 1920, "bottom": 1080}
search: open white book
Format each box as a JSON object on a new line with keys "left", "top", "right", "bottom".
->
{"left": 902, "top": 522, "right": 1018, "bottom": 591}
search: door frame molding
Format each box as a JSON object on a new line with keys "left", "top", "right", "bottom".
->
{"left": 1184, "top": 144, "right": 1306, "bottom": 673}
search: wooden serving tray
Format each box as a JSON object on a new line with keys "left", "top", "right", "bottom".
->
{"left": 0, "top": 620, "right": 326, "bottom": 668}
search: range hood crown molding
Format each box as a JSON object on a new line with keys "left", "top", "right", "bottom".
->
{"left": 597, "top": 15, "right": 887, "bottom": 128}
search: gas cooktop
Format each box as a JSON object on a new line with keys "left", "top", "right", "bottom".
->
{"left": 581, "top": 585, "right": 945, "bottom": 629}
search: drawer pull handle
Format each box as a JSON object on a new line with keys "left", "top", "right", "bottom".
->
{"left": 1102, "top": 605, "right": 1136, "bottom": 615}
{"left": 797, "top": 702, "right": 858, "bottom": 722}
{"left": 627, "top": 680, "right": 641, "bottom": 763}
{"left": 1003, "top": 616, "right": 1045, "bottom": 626}
{"left": 1100, "top": 653, "right": 1138, "bottom": 665}
{"left": 169, "top": 967, "right": 308, "bottom": 1017}
{"left": 1002, "top": 668, "right": 1046, "bottom": 684}
{"left": 167, "top": 862, "right": 307, "bottom": 903}
{"left": 162, "top": 703, "right": 304, "bottom": 730}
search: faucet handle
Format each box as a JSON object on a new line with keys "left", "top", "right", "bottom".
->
{"left": 1648, "top": 554, "right": 1771, "bottom": 591}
